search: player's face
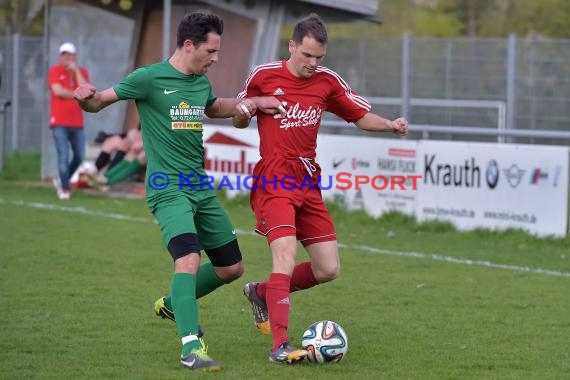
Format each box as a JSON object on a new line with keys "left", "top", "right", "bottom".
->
{"left": 287, "top": 36, "right": 326, "bottom": 78}
{"left": 186, "top": 32, "right": 221, "bottom": 75}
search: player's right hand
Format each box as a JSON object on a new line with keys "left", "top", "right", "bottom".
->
{"left": 254, "top": 96, "right": 287, "bottom": 117}
{"left": 391, "top": 117, "right": 408, "bottom": 136}
{"left": 73, "top": 83, "right": 96, "bottom": 101}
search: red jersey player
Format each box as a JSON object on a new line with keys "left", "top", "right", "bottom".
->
{"left": 233, "top": 13, "right": 408, "bottom": 364}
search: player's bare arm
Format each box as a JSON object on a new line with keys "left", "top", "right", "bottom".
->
{"left": 232, "top": 96, "right": 287, "bottom": 129}
{"left": 355, "top": 112, "right": 409, "bottom": 136}
{"left": 206, "top": 98, "right": 248, "bottom": 119}
{"left": 206, "top": 96, "right": 286, "bottom": 119}
{"left": 251, "top": 97, "right": 286, "bottom": 115}
{"left": 74, "top": 84, "right": 120, "bottom": 113}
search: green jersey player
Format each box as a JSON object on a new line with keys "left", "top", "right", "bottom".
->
{"left": 74, "top": 12, "right": 285, "bottom": 371}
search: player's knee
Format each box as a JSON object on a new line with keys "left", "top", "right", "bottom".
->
{"left": 315, "top": 263, "right": 340, "bottom": 283}
{"left": 216, "top": 261, "right": 244, "bottom": 283}
{"left": 232, "top": 261, "right": 245, "bottom": 279}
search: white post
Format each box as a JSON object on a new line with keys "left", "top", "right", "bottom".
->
{"left": 506, "top": 34, "right": 517, "bottom": 143}
{"left": 10, "top": 33, "right": 20, "bottom": 151}
{"left": 162, "top": 0, "right": 171, "bottom": 60}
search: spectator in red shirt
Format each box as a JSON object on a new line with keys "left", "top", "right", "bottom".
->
{"left": 48, "top": 42, "right": 90, "bottom": 200}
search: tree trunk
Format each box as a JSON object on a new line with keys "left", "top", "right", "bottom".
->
{"left": 467, "top": 0, "right": 477, "bottom": 37}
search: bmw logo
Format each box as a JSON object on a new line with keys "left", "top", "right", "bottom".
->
{"left": 486, "top": 160, "right": 499, "bottom": 189}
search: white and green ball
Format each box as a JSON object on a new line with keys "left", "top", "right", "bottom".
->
{"left": 301, "top": 320, "right": 348, "bottom": 363}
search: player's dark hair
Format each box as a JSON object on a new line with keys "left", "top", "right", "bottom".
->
{"left": 177, "top": 12, "right": 224, "bottom": 48}
{"left": 292, "top": 13, "right": 328, "bottom": 45}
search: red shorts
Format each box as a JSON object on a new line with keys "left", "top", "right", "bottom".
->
{"left": 250, "top": 158, "right": 336, "bottom": 246}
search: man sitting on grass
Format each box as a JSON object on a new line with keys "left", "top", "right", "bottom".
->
{"left": 86, "top": 125, "right": 145, "bottom": 190}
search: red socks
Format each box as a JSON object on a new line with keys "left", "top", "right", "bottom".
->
{"left": 289, "top": 261, "right": 319, "bottom": 291}
{"left": 261, "top": 263, "right": 320, "bottom": 351}
{"left": 266, "top": 273, "right": 291, "bottom": 350}
{"left": 256, "top": 261, "right": 319, "bottom": 299}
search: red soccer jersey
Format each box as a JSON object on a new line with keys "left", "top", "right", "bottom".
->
{"left": 48, "top": 64, "right": 90, "bottom": 128}
{"left": 238, "top": 60, "right": 370, "bottom": 160}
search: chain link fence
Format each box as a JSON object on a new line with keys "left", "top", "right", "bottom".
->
{"left": 0, "top": 6, "right": 137, "bottom": 177}
{"left": 322, "top": 35, "right": 570, "bottom": 144}
{"left": 1, "top": 32, "right": 570, "bottom": 154}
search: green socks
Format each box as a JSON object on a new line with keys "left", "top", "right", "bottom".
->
{"left": 164, "top": 262, "right": 225, "bottom": 310}
{"left": 171, "top": 273, "right": 200, "bottom": 355}
{"left": 195, "top": 261, "right": 226, "bottom": 299}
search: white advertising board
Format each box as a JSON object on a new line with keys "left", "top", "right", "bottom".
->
{"left": 417, "top": 140, "right": 569, "bottom": 237}
{"left": 202, "top": 126, "right": 260, "bottom": 194}
{"left": 203, "top": 125, "right": 419, "bottom": 215}
{"left": 315, "top": 133, "right": 419, "bottom": 217}
{"left": 203, "top": 125, "right": 569, "bottom": 237}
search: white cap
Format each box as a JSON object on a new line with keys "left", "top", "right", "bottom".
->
{"left": 59, "top": 42, "right": 77, "bottom": 54}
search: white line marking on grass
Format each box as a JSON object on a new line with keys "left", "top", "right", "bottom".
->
{"left": 0, "top": 198, "right": 152, "bottom": 223}
{"left": 3, "top": 198, "right": 569, "bottom": 278}
{"left": 340, "top": 244, "right": 570, "bottom": 278}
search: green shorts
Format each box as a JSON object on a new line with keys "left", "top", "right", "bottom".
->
{"left": 150, "top": 190, "right": 236, "bottom": 250}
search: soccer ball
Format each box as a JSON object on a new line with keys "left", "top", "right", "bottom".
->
{"left": 301, "top": 320, "right": 348, "bottom": 363}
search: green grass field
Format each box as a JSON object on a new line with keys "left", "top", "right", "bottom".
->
{"left": 1, "top": 153, "right": 569, "bottom": 379}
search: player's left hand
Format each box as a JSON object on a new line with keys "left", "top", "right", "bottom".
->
{"left": 390, "top": 117, "right": 408, "bottom": 136}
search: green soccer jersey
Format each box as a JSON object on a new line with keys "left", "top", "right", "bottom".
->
{"left": 113, "top": 60, "right": 217, "bottom": 199}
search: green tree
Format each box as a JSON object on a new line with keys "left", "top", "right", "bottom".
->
{"left": 450, "top": 0, "right": 570, "bottom": 37}
{"left": 491, "top": 0, "right": 570, "bottom": 38}
{"left": 435, "top": 0, "right": 495, "bottom": 37}
{"left": 382, "top": 0, "right": 570, "bottom": 38}
{"left": 376, "top": 0, "right": 463, "bottom": 36}
{"left": 0, "top": 0, "right": 45, "bottom": 35}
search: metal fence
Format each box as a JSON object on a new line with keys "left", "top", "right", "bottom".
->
{"left": 0, "top": 35, "right": 45, "bottom": 153}
{"left": 2, "top": 33, "right": 570, "bottom": 154}
{"left": 0, "top": 6, "right": 137, "bottom": 177}
{"left": 321, "top": 35, "right": 570, "bottom": 144}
